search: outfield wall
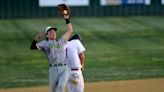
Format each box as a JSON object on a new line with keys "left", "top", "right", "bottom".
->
{"left": 0, "top": 0, "right": 164, "bottom": 19}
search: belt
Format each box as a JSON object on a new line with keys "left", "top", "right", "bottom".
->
{"left": 49, "top": 64, "right": 66, "bottom": 67}
{"left": 71, "top": 68, "right": 80, "bottom": 71}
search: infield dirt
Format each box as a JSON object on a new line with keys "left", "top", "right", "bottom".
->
{"left": 0, "top": 78, "right": 163, "bottom": 92}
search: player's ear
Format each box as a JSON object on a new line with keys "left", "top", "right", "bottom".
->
{"left": 45, "top": 35, "right": 49, "bottom": 40}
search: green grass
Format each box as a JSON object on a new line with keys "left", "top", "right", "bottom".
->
{"left": 0, "top": 17, "right": 164, "bottom": 88}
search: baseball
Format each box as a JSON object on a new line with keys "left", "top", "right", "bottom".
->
{"left": 63, "top": 10, "right": 68, "bottom": 15}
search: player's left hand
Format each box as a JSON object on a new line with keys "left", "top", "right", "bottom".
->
{"left": 64, "top": 15, "right": 69, "bottom": 19}
{"left": 81, "top": 64, "right": 84, "bottom": 71}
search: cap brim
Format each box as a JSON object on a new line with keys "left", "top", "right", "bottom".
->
{"left": 45, "top": 27, "right": 57, "bottom": 35}
{"left": 48, "top": 28, "right": 57, "bottom": 31}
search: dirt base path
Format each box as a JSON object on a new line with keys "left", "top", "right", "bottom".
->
{"left": 0, "top": 78, "right": 164, "bottom": 92}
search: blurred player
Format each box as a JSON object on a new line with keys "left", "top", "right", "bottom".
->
{"left": 65, "top": 34, "right": 86, "bottom": 92}
{"left": 30, "top": 14, "right": 73, "bottom": 92}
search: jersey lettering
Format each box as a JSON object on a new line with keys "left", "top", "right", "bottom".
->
{"left": 49, "top": 43, "right": 61, "bottom": 48}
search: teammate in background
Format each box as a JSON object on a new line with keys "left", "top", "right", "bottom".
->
{"left": 30, "top": 14, "right": 73, "bottom": 92}
{"left": 65, "top": 34, "right": 86, "bottom": 92}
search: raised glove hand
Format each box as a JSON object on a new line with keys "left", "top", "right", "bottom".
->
{"left": 58, "top": 4, "right": 70, "bottom": 18}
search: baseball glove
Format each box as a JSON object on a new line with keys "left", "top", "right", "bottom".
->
{"left": 71, "top": 73, "right": 80, "bottom": 85}
{"left": 57, "top": 4, "right": 70, "bottom": 16}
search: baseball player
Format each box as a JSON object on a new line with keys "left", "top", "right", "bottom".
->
{"left": 30, "top": 13, "right": 73, "bottom": 92}
{"left": 65, "top": 34, "right": 86, "bottom": 92}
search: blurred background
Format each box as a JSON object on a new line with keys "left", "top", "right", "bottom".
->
{"left": 0, "top": 0, "right": 164, "bottom": 18}
{"left": 0, "top": 0, "right": 164, "bottom": 89}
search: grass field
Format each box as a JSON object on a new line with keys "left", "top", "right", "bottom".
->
{"left": 0, "top": 17, "right": 164, "bottom": 88}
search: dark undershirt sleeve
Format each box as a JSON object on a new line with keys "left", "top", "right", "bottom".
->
{"left": 30, "top": 40, "right": 38, "bottom": 50}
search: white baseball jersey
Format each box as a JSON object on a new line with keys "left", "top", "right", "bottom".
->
{"left": 65, "top": 39, "right": 85, "bottom": 68}
{"left": 36, "top": 37, "right": 67, "bottom": 65}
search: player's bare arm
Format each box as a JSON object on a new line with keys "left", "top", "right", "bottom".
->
{"left": 63, "top": 15, "right": 73, "bottom": 41}
{"left": 79, "top": 52, "right": 85, "bottom": 70}
{"left": 57, "top": 4, "right": 73, "bottom": 41}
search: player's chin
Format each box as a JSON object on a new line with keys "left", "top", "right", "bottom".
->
{"left": 49, "top": 37, "right": 56, "bottom": 40}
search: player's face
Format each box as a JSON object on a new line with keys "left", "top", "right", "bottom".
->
{"left": 46, "top": 29, "right": 57, "bottom": 40}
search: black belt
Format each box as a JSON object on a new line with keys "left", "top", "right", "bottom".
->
{"left": 71, "top": 68, "right": 80, "bottom": 71}
{"left": 49, "top": 64, "right": 66, "bottom": 67}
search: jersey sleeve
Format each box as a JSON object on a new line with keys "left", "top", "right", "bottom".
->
{"left": 30, "top": 40, "right": 38, "bottom": 50}
{"left": 59, "top": 36, "right": 67, "bottom": 46}
{"left": 36, "top": 40, "right": 47, "bottom": 51}
{"left": 76, "top": 40, "right": 86, "bottom": 54}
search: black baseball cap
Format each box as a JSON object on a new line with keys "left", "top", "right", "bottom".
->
{"left": 69, "top": 34, "right": 83, "bottom": 43}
